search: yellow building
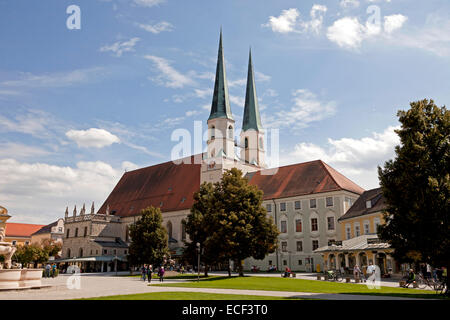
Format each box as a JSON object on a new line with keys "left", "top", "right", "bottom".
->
{"left": 315, "top": 188, "right": 399, "bottom": 276}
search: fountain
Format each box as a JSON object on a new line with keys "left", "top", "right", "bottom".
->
{"left": 0, "top": 206, "right": 43, "bottom": 290}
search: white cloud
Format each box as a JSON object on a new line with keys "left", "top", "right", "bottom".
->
{"left": 229, "top": 95, "right": 245, "bottom": 107}
{"left": 133, "top": 0, "right": 165, "bottom": 7}
{"left": 263, "top": 8, "right": 300, "bottom": 33}
{"left": 327, "top": 17, "right": 366, "bottom": 49}
{"left": 121, "top": 161, "right": 139, "bottom": 172}
{"left": 228, "top": 78, "right": 247, "bottom": 87}
{"left": 100, "top": 37, "right": 140, "bottom": 57}
{"left": 264, "top": 89, "right": 336, "bottom": 129}
{"left": 194, "top": 88, "right": 212, "bottom": 99}
{"left": 136, "top": 21, "right": 174, "bottom": 34}
{"left": 65, "top": 128, "right": 120, "bottom": 148}
{"left": 279, "top": 126, "right": 400, "bottom": 189}
{"left": 0, "top": 67, "right": 105, "bottom": 88}
{"left": 340, "top": 0, "right": 360, "bottom": 8}
{"left": 384, "top": 14, "right": 408, "bottom": 34}
{"left": 144, "top": 55, "right": 196, "bottom": 88}
{"left": 0, "top": 109, "right": 53, "bottom": 137}
{"left": 0, "top": 159, "right": 124, "bottom": 224}
{"left": 0, "top": 142, "right": 50, "bottom": 159}
{"left": 263, "top": 5, "right": 327, "bottom": 35}
{"left": 255, "top": 71, "right": 271, "bottom": 82}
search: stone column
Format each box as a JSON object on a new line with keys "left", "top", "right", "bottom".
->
{"left": 356, "top": 253, "right": 361, "bottom": 266}
{"left": 344, "top": 254, "right": 349, "bottom": 268}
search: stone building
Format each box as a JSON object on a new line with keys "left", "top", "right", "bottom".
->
{"left": 59, "top": 32, "right": 365, "bottom": 272}
{"left": 314, "top": 188, "right": 399, "bottom": 276}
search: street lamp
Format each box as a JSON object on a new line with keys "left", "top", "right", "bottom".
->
{"left": 196, "top": 242, "right": 200, "bottom": 282}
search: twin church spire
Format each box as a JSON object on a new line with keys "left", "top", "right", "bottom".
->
{"left": 207, "top": 31, "right": 265, "bottom": 168}
{"left": 209, "top": 30, "right": 262, "bottom": 131}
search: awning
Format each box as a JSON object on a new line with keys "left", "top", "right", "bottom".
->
{"left": 51, "top": 255, "right": 127, "bottom": 263}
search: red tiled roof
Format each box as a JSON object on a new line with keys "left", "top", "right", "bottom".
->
{"left": 247, "top": 160, "right": 364, "bottom": 199}
{"left": 6, "top": 223, "right": 46, "bottom": 238}
{"left": 98, "top": 155, "right": 201, "bottom": 218}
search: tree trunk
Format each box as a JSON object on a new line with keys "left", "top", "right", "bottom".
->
{"left": 204, "top": 264, "right": 209, "bottom": 277}
{"left": 238, "top": 260, "right": 244, "bottom": 277}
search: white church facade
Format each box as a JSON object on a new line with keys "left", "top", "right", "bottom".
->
{"left": 60, "top": 32, "right": 364, "bottom": 272}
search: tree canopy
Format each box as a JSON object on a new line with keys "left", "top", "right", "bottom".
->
{"left": 127, "top": 206, "right": 169, "bottom": 267}
{"left": 184, "top": 168, "right": 279, "bottom": 276}
{"left": 378, "top": 99, "right": 449, "bottom": 293}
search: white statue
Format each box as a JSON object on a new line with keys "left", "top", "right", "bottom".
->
{"left": 0, "top": 227, "right": 16, "bottom": 269}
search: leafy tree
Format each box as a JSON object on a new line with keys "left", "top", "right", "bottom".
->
{"left": 183, "top": 182, "right": 225, "bottom": 276}
{"left": 13, "top": 243, "right": 49, "bottom": 267}
{"left": 41, "top": 239, "right": 62, "bottom": 257}
{"left": 185, "top": 168, "right": 279, "bottom": 276}
{"left": 127, "top": 206, "right": 169, "bottom": 268}
{"left": 378, "top": 99, "right": 449, "bottom": 294}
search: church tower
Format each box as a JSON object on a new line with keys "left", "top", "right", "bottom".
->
{"left": 206, "top": 29, "right": 235, "bottom": 160}
{"left": 240, "top": 49, "right": 266, "bottom": 167}
{"left": 201, "top": 33, "right": 263, "bottom": 184}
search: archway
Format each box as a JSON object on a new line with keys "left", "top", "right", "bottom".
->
{"left": 328, "top": 254, "right": 336, "bottom": 270}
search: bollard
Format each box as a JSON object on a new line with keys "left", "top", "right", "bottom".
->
{"left": 355, "top": 278, "right": 360, "bottom": 283}
{"left": 346, "top": 277, "right": 351, "bottom": 283}
{"left": 399, "top": 281, "right": 406, "bottom": 287}
{"left": 291, "top": 273, "right": 296, "bottom": 278}
{"left": 316, "top": 275, "right": 321, "bottom": 280}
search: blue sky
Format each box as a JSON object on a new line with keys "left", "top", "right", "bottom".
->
{"left": 1, "top": 0, "right": 449, "bottom": 224}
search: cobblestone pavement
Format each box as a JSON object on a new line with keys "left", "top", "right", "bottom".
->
{"left": 0, "top": 273, "right": 428, "bottom": 300}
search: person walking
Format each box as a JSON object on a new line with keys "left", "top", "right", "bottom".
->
{"left": 353, "top": 264, "right": 361, "bottom": 281}
{"left": 147, "top": 264, "right": 153, "bottom": 283}
{"left": 158, "top": 266, "right": 165, "bottom": 282}
{"left": 45, "top": 263, "right": 51, "bottom": 278}
{"left": 141, "top": 264, "right": 147, "bottom": 281}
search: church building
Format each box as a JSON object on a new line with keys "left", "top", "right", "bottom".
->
{"left": 60, "top": 32, "right": 365, "bottom": 273}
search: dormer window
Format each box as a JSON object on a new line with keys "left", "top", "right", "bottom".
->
{"left": 366, "top": 200, "right": 372, "bottom": 208}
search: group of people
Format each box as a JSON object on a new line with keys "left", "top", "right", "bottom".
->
{"left": 44, "top": 263, "right": 58, "bottom": 278}
{"left": 140, "top": 264, "right": 165, "bottom": 282}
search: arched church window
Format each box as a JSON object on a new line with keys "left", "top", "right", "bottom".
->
{"left": 181, "top": 220, "right": 186, "bottom": 241}
{"left": 167, "top": 221, "right": 173, "bottom": 239}
{"left": 79, "top": 248, "right": 83, "bottom": 257}
{"left": 245, "top": 137, "right": 248, "bottom": 149}
{"left": 228, "top": 125, "right": 233, "bottom": 139}
{"left": 211, "top": 126, "right": 215, "bottom": 139}
{"left": 67, "top": 249, "right": 71, "bottom": 258}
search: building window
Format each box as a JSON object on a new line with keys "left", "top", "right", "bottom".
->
{"left": 328, "top": 239, "right": 336, "bottom": 246}
{"left": 296, "top": 241, "right": 303, "bottom": 252}
{"left": 103, "top": 249, "right": 107, "bottom": 255}
{"left": 312, "top": 240, "right": 319, "bottom": 251}
{"left": 84, "top": 226, "right": 88, "bottom": 237}
{"left": 58, "top": 227, "right": 63, "bottom": 232}
{"left": 326, "top": 197, "right": 333, "bottom": 207}
{"left": 96, "top": 250, "right": 98, "bottom": 255}
{"left": 374, "top": 218, "right": 381, "bottom": 233}
{"left": 25, "top": 241, "right": 29, "bottom": 245}
{"left": 181, "top": 220, "right": 186, "bottom": 241}
{"left": 125, "top": 225, "right": 129, "bottom": 242}
{"left": 295, "top": 219, "right": 302, "bottom": 232}
{"left": 211, "top": 126, "right": 215, "bottom": 139}
{"left": 66, "top": 229, "right": 70, "bottom": 238}
{"left": 355, "top": 224, "right": 361, "bottom": 237}
{"left": 245, "top": 137, "right": 248, "bottom": 149}
{"left": 67, "top": 249, "right": 71, "bottom": 258}
{"left": 283, "top": 260, "right": 287, "bottom": 266}
{"left": 12, "top": 240, "right": 17, "bottom": 245}
{"left": 167, "top": 221, "right": 173, "bottom": 239}
{"left": 364, "top": 222, "right": 370, "bottom": 234}
{"left": 280, "top": 202, "right": 286, "bottom": 211}
{"left": 310, "top": 199, "right": 317, "bottom": 208}
{"left": 79, "top": 248, "right": 83, "bottom": 257}
{"left": 113, "top": 250, "right": 116, "bottom": 255}
{"left": 346, "top": 225, "right": 351, "bottom": 239}
{"left": 124, "top": 250, "right": 127, "bottom": 255}
{"left": 280, "top": 220, "right": 287, "bottom": 233}
{"left": 327, "top": 217, "right": 335, "bottom": 230}
{"left": 266, "top": 204, "right": 272, "bottom": 212}
{"left": 228, "top": 125, "right": 233, "bottom": 139}
{"left": 74, "top": 228, "right": 78, "bottom": 237}
{"left": 294, "top": 201, "right": 301, "bottom": 210}
{"left": 298, "top": 260, "right": 302, "bottom": 265}
{"left": 311, "top": 218, "right": 318, "bottom": 232}
{"left": 281, "top": 241, "right": 287, "bottom": 252}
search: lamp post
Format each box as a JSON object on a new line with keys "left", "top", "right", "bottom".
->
{"left": 196, "top": 242, "right": 200, "bottom": 282}
{"left": 114, "top": 254, "right": 118, "bottom": 276}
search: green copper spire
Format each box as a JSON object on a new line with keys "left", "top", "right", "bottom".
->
{"left": 208, "top": 30, "right": 233, "bottom": 120}
{"left": 242, "top": 49, "right": 263, "bottom": 131}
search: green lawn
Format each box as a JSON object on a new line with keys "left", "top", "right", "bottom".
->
{"left": 152, "top": 276, "right": 445, "bottom": 299}
{"left": 80, "top": 291, "right": 309, "bottom": 300}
